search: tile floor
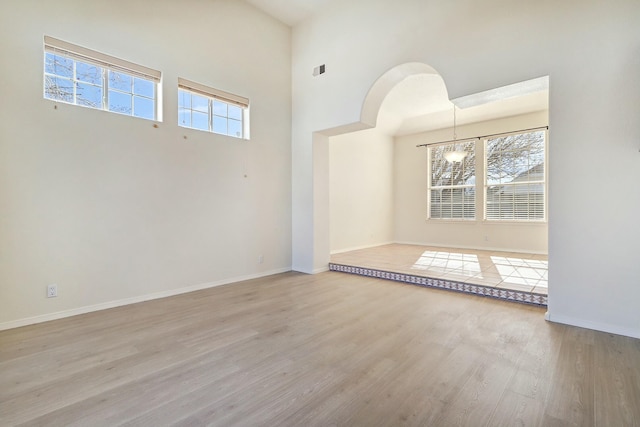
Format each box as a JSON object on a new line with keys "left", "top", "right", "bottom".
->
{"left": 330, "top": 243, "right": 548, "bottom": 296}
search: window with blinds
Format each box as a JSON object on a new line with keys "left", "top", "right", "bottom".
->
{"left": 178, "top": 78, "right": 249, "bottom": 139}
{"left": 428, "top": 140, "right": 476, "bottom": 220}
{"left": 485, "top": 130, "right": 545, "bottom": 221}
{"left": 43, "top": 36, "right": 161, "bottom": 120}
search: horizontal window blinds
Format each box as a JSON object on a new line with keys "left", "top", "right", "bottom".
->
{"left": 178, "top": 78, "right": 249, "bottom": 108}
{"left": 428, "top": 140, "right": 476, "bottom": 220}
{"left": 44, "top": 36, "right": 161, "bottom": 82}
{"left": 485, "top": 130, "right": 545, "bottom": 221}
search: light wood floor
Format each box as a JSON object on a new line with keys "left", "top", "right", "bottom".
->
{"left": 1, "top": 271, "right": 639, "bottom": 426}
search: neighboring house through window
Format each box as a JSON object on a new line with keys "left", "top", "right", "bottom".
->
{"left": 485, "top": 130, "right": 546, "bottom": 221}
{"left": 426, "top": 129, "right": 546, "bottom": 222}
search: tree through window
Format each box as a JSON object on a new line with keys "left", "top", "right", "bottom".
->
{"left": 43, "top": 36, "right": 160, "bottom": 121}
{"left": 428, "top": 140, "right": 476, "bottom": 220}
{"left": 485, "top": 130, "right": 545, "bottom": 221}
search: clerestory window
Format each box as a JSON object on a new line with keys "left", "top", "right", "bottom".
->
{"left": 178, "top": 78, "right": 249, "bottom": 139}
{"left": 43, "top": 36, "right": 161, "bottom": 120}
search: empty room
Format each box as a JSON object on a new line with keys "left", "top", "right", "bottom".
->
{"left": 1, "top": 0, "right": 639, "bottom": 425}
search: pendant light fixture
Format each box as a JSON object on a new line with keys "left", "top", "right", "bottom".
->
{"left": 444, "top": 104, "right": 468, "bottom": 163}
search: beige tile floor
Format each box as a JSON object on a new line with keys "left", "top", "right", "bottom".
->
{"left": 331, "top": 243, "right": 548, "bottom": 295}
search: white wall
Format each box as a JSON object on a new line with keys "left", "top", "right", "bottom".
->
{"left": 292, "top": 0, "right": 640, "bottom": 338}
{"left": 395, "top": 112, "right": 548, "bottom": 254}
{"left": 330, "top": 128, "right": 394, "bottom": 253}
{"left": 0, "top": 0, "right": 292, "bottom": 328}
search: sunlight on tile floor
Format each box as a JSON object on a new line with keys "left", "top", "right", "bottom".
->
{"left": 330, "top": 244, "right": 548, "bottom": 295}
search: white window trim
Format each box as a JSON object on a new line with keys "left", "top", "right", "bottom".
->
{"left": 178, "top": 78, "right": 250, "bottom": 140}
{"left": 424, "top": 128, "right": 548, "bottom": 224}
{"left": 178, "top": 78, "right": 248, "bottom": 108}
{"left": 427, "top": 139, "right": 478, "bottom": 221}
{"left": 45, "top": 36, "right": 161, "bottom": 81}
{"left": 482, "top": 129, "right": 547, "bottom": 223}
{"left": 44, "top": 36, "right": 162, "bottom": 121}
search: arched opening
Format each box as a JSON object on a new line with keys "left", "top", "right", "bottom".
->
{"left": 324, "top": 62, "right": 550, "bottom": 305}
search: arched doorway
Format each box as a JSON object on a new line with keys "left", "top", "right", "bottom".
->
{"left": 322, "top": 63, "right": 549, "bottom": 306}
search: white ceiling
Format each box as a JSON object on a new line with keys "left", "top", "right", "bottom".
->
{"left": 375, "top": 74, "right": 548, "bottom": 136}
{"left": 244, "top": 0, "right": 549, "bottom": 136}
{"left": 244, "top": 0, "right": 330, "bottom": 26}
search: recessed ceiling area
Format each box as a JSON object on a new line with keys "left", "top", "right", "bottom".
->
{"left": 376, "top": 74, "right": 549, "bottom": 137}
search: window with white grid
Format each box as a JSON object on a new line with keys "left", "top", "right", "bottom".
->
{"left": 43, "top": 36, "right": 160, "bottom": 120}
{"left": 485, "top": 130, "right": 545, "bottom": 221}
{"left": 428, "top": 140, "right": 476, "bottom": 220}
{"left": 178, "top": 78, "right": 249, "bottom": 139}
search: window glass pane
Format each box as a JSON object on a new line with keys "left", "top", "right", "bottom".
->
{"left": 178, "top": 90, "right": 191, "bottom": 109}
{"left": 431, "top": 149, "right": 451, "bottom": 186}
{"left": 133, "top": 77, "right": 154, "bottom": 98}
{"left": 451, "top": 163, "right": 465, "bottom": 186}
{"left": 133, "top": 96, "right": 154, "bottom": 120}
{"left": 109, "top": 71, "right": 132, "bottom": 92}
{"left": 428, "top": 140, "right": 476, "bottom": 220}
{"left": 228, "top": 105, "right": 242, "bottom": 120}
{"left": 213, "top": 116, "right": 227, "bottom": 135}
{"left": 109, "top": 90, "right": 132, "bottom": 114}
{"left": 178, "top": 109, "right": 191, "bottom": 128}
{"left": 44, "top": 76, "right": 73, "bottom": 102}
{"left": 76, "top": 61, "right": 103, "bottom": 84}
{"left": 486, "top": 152, "right": 501, "bottom": 185}
{"left": 485, "top": 131, "right": 545, "bottom": 221}
{"left": 530, "top": 148, "right": 544, "bottom": 170}
{"left": 45, "top": 53, "right": 73, "bottom": 78}
{"left": 192, "top": 94, "right": 209, "bottom": 113}
{"left": 76, "top": 82, "right": 102, "bottom": 109}
{"left": 228, "top": 119, "right": 242, "bottom": 138}
{"left": 44, "top": 41, "right": 160, "bottom": 121}
{"left": 213, "top": 100, "right": 227, "bottom": 117}
{"left": 192, "top": 111, "right": 208, "bottom": 131}
{"left": 176, "top": 83, "right": 246, "bottom": 138}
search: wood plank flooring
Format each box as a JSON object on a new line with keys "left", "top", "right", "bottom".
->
{"left": 1, "top": 271, "right": 639, "bottom": 426}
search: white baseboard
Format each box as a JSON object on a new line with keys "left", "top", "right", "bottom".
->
{"left": 393, "top": 240, "right": 548, "bottom": 256}
{"left": 330, "top": 241, "right": 395, "bottom": 255}
{"left": 546, "top": 312, "right": 640, "bottom": 339}
{"left": 313, "top": 266, "right": 330, "bottom": 274}
{"left": 0, "top": 267, "right": 291, "bottom": 332}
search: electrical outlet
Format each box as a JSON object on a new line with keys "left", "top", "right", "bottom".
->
{"left": 484, "top": 235, "right": 489, "bottom": 241}
{"left": 47, "top": 284, "right": 57, "bottom": 298}
{"left": 258, "top": 255, "right": 264, "bottom": 264}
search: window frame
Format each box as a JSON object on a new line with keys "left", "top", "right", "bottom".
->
{"left": 483, "top": 129, "right": 547, "bottom": 223}
{"left": 427, "top": 139, "right": 478, "bottom": 221}
{"left": 178, "top": 78, "right": 250, "bottom": 140}
{"left": 43, "top": 36, "right": 161, "bottom": 121}
{"left": 424, "top": 127, "right": 548, "bottom": 224}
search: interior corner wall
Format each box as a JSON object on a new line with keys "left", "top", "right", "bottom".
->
{"left": 329, "top": 128, "right": 394, "bottom": 253}
{"left": 292, "top": 0, "right": 640, "bottom": 338}
{"left": 394, "top": 111, "right": 548, "bottom": 254}
{"left": 0, "top": 0, "right": 292, "bottom": 328}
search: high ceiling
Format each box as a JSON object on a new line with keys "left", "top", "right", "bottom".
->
{"left": 244, "top": 0, "right": 330, "bottom": 26}
{"left": 377, "top": 74, "right": 548, "bottom": 136}
{"left": 244, "top": 0, "right": 549, "bottom": 136}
